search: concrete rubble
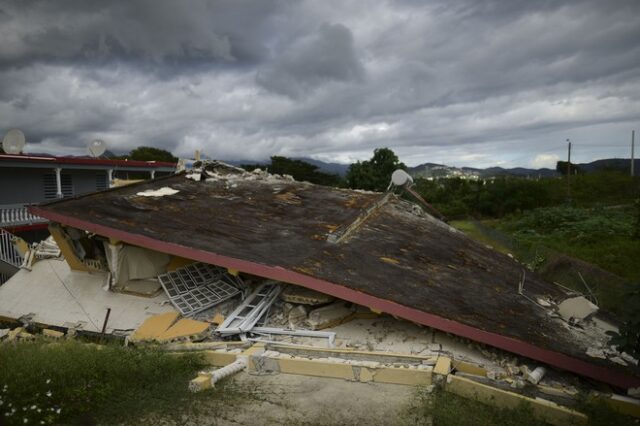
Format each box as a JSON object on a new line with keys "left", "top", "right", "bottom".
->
{"left": 307, "top": 302, "right": 354, "bottom": 330}
{"left": 136, "top": 186, "right": 180, "bottom": 197}
{"left": 557, "top": 296, "right": 599, "bottom": 323}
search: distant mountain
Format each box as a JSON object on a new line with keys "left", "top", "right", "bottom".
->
{"left": 294, "top": 158, "right": 350, "bottom": 176}
{"left": 409, "top": 163, "right": 560, "bottom": 179}
{"left": 408, "top": 158, "right": 639, "bottom": 180}
{"left": 575, "top": 158, "right": 640, "bottom": 173}
{"left": 479, "top": 167, "right": 559, "bottom": 178}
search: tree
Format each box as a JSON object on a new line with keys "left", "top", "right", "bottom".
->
{"left": 346, "top": 148, "right": 406, "bottom": 191}
{"left": 128, "top": 146, "right": 178, "bottom": 163}
{"left": 556, "top": 161, "right": 583, "bottom": 176}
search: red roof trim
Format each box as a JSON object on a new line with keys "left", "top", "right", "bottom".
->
{"left": 0, "top": 154, "right": 176, "bottom": 168}
{"left": 3, "top": 223, "right": 49, "bottom": 233}
{"left": 28, "top": 205, "right": 640, "bottom": 390}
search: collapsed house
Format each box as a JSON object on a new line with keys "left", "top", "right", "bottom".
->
{"left": 1, "top": 161, "right": 639, "bottom": 393}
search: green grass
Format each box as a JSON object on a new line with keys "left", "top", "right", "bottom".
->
{"left": 450, "top": 220, "right": 512, "bottom": 255}
{"left": 0, "top": 339, "right": 209, "bottom": 425}
{"left": 495, "top": 206, "right": 640, "bottom": 282}
{"left": 404, "top": 386, "right": 544, "bottom": 426}
{"left": 406, "top": 387, "right": 638, "bottom": 426}
{"left": 453, "top": 206, "right": 640, "bottom": 313}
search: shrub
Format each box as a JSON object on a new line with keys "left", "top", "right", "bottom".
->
{"left": 0, "top": 340, "right": 206, "bottom": 425}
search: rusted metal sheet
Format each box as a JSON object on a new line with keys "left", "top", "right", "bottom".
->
{"left": 30, "top": 172, "right": 640, "bottom": 389}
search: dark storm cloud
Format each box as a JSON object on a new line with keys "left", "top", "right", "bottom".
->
{"left": 0, "top": 0, "right": 284, "bottom": 69}
{"left": 256, "top": 23, "right": 365, "bottom": 98}
{"left": 0, "top": 0, "right": 639, "bottom": 168}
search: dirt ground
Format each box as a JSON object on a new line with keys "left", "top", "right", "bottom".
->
{"left": 147, "top": 372, "right": 419, "bottom": 426}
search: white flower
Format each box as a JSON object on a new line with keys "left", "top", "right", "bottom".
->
{"left": 23, "top": 418, "right": 28, "bottom": 424}
{"left": 46, "top": 391, "right": 52, "bottom": 398}
{"left": 45, "top": 379, "right": 51, "bottom": 384}
{"left": 56, "top": 408, "right": 61, "bottom": 414}
{"left": 30, "top": 405, "right": 36, "bottom": 410}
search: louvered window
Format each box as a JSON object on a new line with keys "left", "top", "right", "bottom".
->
{"left": 43, "top": 173, "right": 73, "bottom": 199}
{"left": 96, "top": 172, "right": 108, "bottom": 191}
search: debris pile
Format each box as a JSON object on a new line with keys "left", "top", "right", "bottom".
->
{"left": 185, "top": 160, "right": 296, "bottom": 185}
{"left": 20, "top": 235, "right": 61, "bottom": 270}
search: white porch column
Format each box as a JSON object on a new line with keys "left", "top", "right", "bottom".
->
{"left": 107, "top": 169, "right": 114, "bottom": 188}
{"left": 55, "top": 168, "right": 63, "bottom": 198}
{"left": 150, "top": 170, "right": 156, "bottom": 179}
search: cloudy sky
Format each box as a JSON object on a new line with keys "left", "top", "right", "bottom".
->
{"left": 1, "top": 0, "right": 639, "bottom": 168}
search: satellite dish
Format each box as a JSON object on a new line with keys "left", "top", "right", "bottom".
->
{"left": 87, "top": 139, "right": 107, "bottom": 157}
{"left": 2, "top": 129, "right": 26, "bottom": 154}
{"left": 391, "top": 169, "right": 413, "bottom": 187}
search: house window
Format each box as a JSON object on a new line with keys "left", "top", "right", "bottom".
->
{"left": 96, "top": 172, "right": 108, "bottom": 191}
{"left": 43, "top": 173, "right": 73, "bottom": 199}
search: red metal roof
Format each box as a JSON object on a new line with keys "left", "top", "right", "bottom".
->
{"left": 0, "top": 153, "right": 176, "bottom": 168}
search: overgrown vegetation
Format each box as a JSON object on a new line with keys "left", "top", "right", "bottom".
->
{"left": 496, "top": 206, "right": 640, "bottom": 282}
{"left": 405, "top": 386, "right": 637, "bottom": 426}
{"left": 0, "top": 340, "right": 207, "bottom": 425}
{"left": 413, "top": 171, "right": 639, "bottom": 220}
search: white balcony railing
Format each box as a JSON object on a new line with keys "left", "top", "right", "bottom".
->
{"left": 0, "top": 204, "right": 48, "bottom": 228}
{"left": 0, "top": 228, "right": 23, "bottom": 268}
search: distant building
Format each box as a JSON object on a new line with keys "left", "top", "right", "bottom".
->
{"left": 0, "top": 153, "right": 176, "bottom": 231}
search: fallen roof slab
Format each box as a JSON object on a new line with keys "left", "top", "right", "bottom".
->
{"left": 29, "top": 166, "right": 640, "bottom": 389}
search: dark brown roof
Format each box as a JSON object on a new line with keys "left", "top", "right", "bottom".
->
{"left": 31, "top": 166, "right": 640, "bottom": 388}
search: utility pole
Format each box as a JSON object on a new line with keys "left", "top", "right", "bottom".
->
{"left": 566, "top": 139, "right": 571, "bottom": 202}
{"left": 632, "top": 130, "right": 635, "bottom": 177}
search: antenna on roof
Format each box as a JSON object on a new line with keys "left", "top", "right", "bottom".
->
{"left": 87, "top": 139, "right": 107, "bottom": 158}
{"left": 391, "top": 169, "right": 413, "bottom": 187}
{"left": 388, "top": 168, "right": 447, "bottom": 222}
{"left": 2, "top": 129, "right": 26, "bottom": 154}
